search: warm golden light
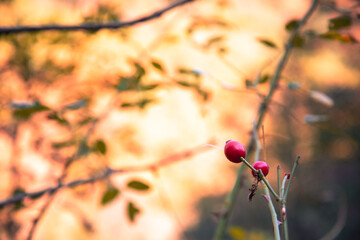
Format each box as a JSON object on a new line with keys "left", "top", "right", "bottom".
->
{"left": 0, "top": 0, "right": 359, "bottom": 240}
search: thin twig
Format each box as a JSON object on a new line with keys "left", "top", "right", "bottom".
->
{"left": 263, "top": 185, "right": 281, "bottom": 240}
{"left": 241, "top": 157, "right": 280, "bottom": 201}
{"left": 0, "top": 0, "right": 194, "bottom": 35}
{"left": 213, "top": 1, "right": 318, "bottom": 239}
{"left": 26, "top": 194, "right": 56, "bottom": 240}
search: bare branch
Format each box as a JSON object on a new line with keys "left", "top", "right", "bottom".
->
{"left": 213, "top": 1, "right": 319, "bottom": 239}
{"left": 0, "top": 141, "right": 211, "bottom": 208}
{"left": 0, "top": 0, "right": 194, "bottom": 35}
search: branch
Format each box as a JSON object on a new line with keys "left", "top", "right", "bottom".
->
{"left": 27, "top": 194, "right": 56, "bottom": 240}
{"left": 214, "top": 1, "right": 319, "bottom": 239}
{"left": 263, "top": 186, "right": 281, "bottom": 240}
{"left": 0, "top": 142, "right": 211, "bottom": 208}
{"left": 0, "top": 0, "right": 194, "bottom": 35}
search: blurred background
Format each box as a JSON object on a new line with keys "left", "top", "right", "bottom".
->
{"left": 0, "top": 0, "right": 359, "bottom": 239}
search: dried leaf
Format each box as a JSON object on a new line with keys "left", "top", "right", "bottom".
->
{"left": 309, "top": 90, "right": 334, "bottom": 107}
{"left": 319, "top": 31, "right": 357, "bottom": 43}
{"left": 304, "top": 114, "right": 329, "bottom": 123}
{"left": 288, "top": 81, "right": 301, "bottom": 90}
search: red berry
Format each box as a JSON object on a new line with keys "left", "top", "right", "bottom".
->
{"left": 252, "top": 161, "right": 269, "bottom": 177}
{"left": 224, "top": 140, "right": 246, "bottom": 163}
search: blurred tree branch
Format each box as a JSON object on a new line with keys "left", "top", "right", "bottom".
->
{"left": 0, "top": 0, "right": 194, "bottom": 35}
{"left": 214, "top": 0, "right": 319, "bottom": 239}
{"left": 0, "top": 141, "right": 212, "bottom": 208}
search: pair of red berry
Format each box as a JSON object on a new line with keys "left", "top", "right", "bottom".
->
{"left": 224, "top": 140, "right": 269, "bottom": 177}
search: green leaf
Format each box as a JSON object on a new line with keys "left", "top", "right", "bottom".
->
{"left": 198, "top": 89, "right": 209, "bottom": 101}
{"left": 288, "top": 81, "right": 301, "bottom": 90}
{"left": 115, "top": 62, "right": 146, "bottom": 92}
{"left": 94, "top": 139, "right": 106, "bottom": 155}
{"left": 151, "top": 61, "right": 164, "bottom": 72}
{"left": 139, "top": 84, "right": 159, "bottom": 91}
{"left": 178, "top": 68, "right": 201, "bottom": 77}
{"left": 319, "top": 31, "right": 357, "bottom": 43}
{"left": 63, "top": 99, "right": 88, "bottom": 111}
{"left": 13, "top": 201, "right": 25, "bottom": 211}
{"left": 291, "top": 34, "right": 305, "bottom": 48}
{"left": 13, "top": 188, "right": 26, "bottom": 196}
{"left": 329, "top": 15, "right": 352, "bottom": 30}
{"left": 257, "top": 38, "right": 278, "bottom": 49}
{"left": 121, "top": 98, "right": 153, "bottom": 109}
{"left": 116, "top": 76, "right": 133, "bottom": 92}
{"left": 138, "top": 99, "right": 153, "bottom": 109}
{"left": 285, "top": 20, "right": 299, "bottom": 31}
{"left": 134, "top": 62, "right": 145, "bottom": 83}
{"left": 52, "top": 140, "right": 75, "bottom": 149}
{"left": 101, "top": 186, "right": 120, "bottom": 205}
{"left": 127, "top": 180, "right": 150, "bottom": 191}
{"left": 11, "top": 101, "right": 49, "bottom": 120}
{"left": 77, "top": 139, "right": 90, "bottom": 157}
{"left": 29, "top": 191, "right": 45, "bottom": 200}
{"left": 12, "top": 188, "right": 26, "bottom": 211}
{"left": 205, "top": 35, "right": 224, "bottom": 48}
{"left": 245, "top": 79, "right": 254, "bottom": 88}
{"left": 304, "top": 29, "right": 317, "bottom": 38}
{"left": 78, "top": 117, "right": 94, "bottom": 126}
{"left": 47, "top": 112, "right": 68, "bottom": 125}
{"left": 259, "top": 74, "right": 270, "bottom": 84}
{"left": 176, "top": 80, "right": 193, "bottom": 87}
{"left": 127, "top": 201, "right": 140, "bottom": 222}
{"left": 121, "top": 102, "right": 134, "bottom": 108}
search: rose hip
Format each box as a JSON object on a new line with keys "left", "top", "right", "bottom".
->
{"left": 224, "top": 140, "right": 246, "bottom": 163}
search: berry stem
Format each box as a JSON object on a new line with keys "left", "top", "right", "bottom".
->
{"left": 240, "top": 157, "right": 257, "bottom": 172}
{"left": 241, "top": 157, "right": 280, "bottom": 201}
{"left": 264, "top": 184, "right": 281, "bottom": 240}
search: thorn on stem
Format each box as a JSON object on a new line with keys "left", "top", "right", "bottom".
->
{"left": 262, "top": 194, "right": 270, "bottom": 202}
{"left": 281, "top": 207, "right": 287, "bottom": 220}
